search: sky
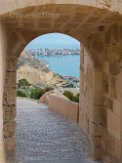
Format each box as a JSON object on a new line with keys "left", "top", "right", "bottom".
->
{"left": 26, "top": 33, "right": 80, "bottom": 49}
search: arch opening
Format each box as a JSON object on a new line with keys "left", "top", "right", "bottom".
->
{"left": 3, "top": 31, "right": 99, "bottom": 162}
{"left": 16, "top": 33, "right": 86, "bottom": 161}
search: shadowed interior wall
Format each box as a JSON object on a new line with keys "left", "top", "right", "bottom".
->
{"left": 79, "top": 46, "right": 103, "bottom": 160}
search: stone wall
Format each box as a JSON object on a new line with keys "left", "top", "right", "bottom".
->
{"left": 0, "top": 0, "right": 122, "bottom": 15}
{"left": 2, "top": 31, "right": 17, "bottom": 161}
{"left": 48, "top": 93, "right": 79, "bottom": 123}
{"left": 79, "top": 46, "right": 94, "bottom": 137}
{"left": 0, "top": 22, "right": 7, "bottom": 163}
{"left": 79, "top": 46, "right": 104, "bottom": 160}
{"left": 100, "top": 25, "right": 122, "bottom": 163}
{"left": 3, "top": 55, "right": 17, "bottom": 161}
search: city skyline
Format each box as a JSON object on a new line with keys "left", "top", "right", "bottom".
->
{"left": 26, "top": 48, "right": 80, "bottom": 56}
{"left": 26, "top": 33, "right": 80, "bottom": 50}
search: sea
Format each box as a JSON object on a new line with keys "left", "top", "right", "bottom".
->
{"left": 38, "top": 55, "right": 80, "bottom": 78}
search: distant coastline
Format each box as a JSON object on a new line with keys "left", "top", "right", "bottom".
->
{"left": 25, "top": 48, "right": 80, "bottom": 57}
{"left": 24, "top": 48, "right": 80, "bottom": 78}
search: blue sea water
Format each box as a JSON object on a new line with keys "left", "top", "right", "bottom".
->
{"left": 39, "top": 55, "right": 80, "bottom": 78}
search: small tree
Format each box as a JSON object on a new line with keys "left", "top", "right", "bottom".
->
{"left": 17, "top": 79, "right": 31, "bottom": 89}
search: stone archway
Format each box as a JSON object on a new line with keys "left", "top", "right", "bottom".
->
{"left": 0, "top": 1, "right": 122, "bottom": 162}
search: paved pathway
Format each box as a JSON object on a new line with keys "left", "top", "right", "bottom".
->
{"left": 16, "top": 98, "right": 100, "bottom": 163}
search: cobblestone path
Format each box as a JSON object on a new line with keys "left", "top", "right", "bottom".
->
{"left": 16, "top": 98, "right": 100, "bottom": 163}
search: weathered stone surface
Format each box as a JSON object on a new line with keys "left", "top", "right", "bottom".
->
{"left": 107, "top": 109, "right": 112, "bottom": 134}
{"left": 86, "top": 34, "right": 104, "bottom": 53}
{"left": 5, "top": 72, "right": 16, "bottom": 88}
{"left": 89, "top": 106, "right": 104, "bottom": 123}
{"left": 109, "top": 75, "right": 116, "bottom": 98}
{"left": 102, "top": 155, "right": 118, "bottom": 163}
{"left": 48, "top": 93, "right": 79, "bottom": 123}
{"left": 89, "top": 122, "right": 102, "bottom": 137}
{"left": 90, "top": 136, "right": 102, "bottom": 160}
{"left": 113, "top": 100, "right": 121, "bottom": 116}
{"left": 103, "top": 96, "right": 113, "bottom": 110}
{"left": 106, "top": 25, "right": 122, "bottom": 65}
{"left": 111, "top": 113, "right": 121, "bottom": 140}
{"left": 107, "top": 109, "right": 121, "bottom": 141}
{"left": 3, "top": 105, "right": 16, "bottom": 121}
{"left": 4, "top": 136, "right": 16, "bottom": 161}
{"left": 103, "top": 61, "right": 110, "bottom": 73}
{"left": 3, "top": 88, "right": 16, "bottom": 105}
{"left": 0, "top": 23, "right": 7, "bottom": 163}
{"left": 101, "top": 128, "right": 121, "bottom": 162}
{"left": 110, "top": 61, "right": 121, "bottom": 75}
{"left": 103, "top": 73, "right": 109, "bottom": 94}
{"left": 4, "top": 121, "right": 16, "bottom": 138}
{"left": 6, "top": 57, "right": 17, "bottom": 72}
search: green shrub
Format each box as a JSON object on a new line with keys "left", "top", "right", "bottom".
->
{"left": 72, "top": 95, "right": 79, "bottom": 103}
{"left": 44, "top": 87, "right": 54, "bottom": 93}
{"left": 30, "top": 87, "right": 54, "bottom": 100}
{"left": 30, "top": 88, "right": 45, "bottom": 100}
{"left": 17, "top": 90, "right": 27, "bottom": 97}
{"left": 63, "top": 91, "right": 79, "bottom": 103}
{"left": 63, "top": 91, "right": 73, "bottom": 100}
{"left": 16, "top": 86, "right": 54, "bottom": 100}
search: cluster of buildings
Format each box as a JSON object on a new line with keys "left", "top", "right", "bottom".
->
{"left": 26, "top": 48, "right": 80, "bottom": 56}
{"left": 63, "top": 76, "right": 80, "bottom": 88}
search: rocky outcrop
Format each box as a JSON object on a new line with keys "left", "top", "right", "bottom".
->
{"left": 17, "top": 65, "right": 61, "bottom": 86}
{"left": 17, "top": 51, "right": 63, "bottom": 86}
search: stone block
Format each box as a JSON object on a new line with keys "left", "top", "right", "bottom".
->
{"left": 103, "top": 61, "right": 110, "bottom": 73}
{"left": 113, "top": 100, "right": 121, "bottom": 116}
{"left": 101, "top": 126, "right": 109, "bottom": 153}
{"left": 89, "top": 106, "right": 104, "bottom": 123}
{"left": 94, "top": 70, "right": 103, "bottom": 94}
{"left": 101, "top": 137, "right": 107, "bottom": 153}
{"left": 109, "top": 75, "right": 116, "bottom": 99}
{"left": 89, "top": 122, "right": 102, "bottom": 137}
{"left": 4, "top": 136, "right": 16, "bottom": 161}
{"left": 111, "top": 112, "right": 121, "bottom": 140}
{"left": 103, "top": 96, "right": 113, "bottom": 110}
{"left": 5, "top": 72, "right": 16, "bottom": 88}
{"left": 94, "top": 95, "right": 103, "bottom": 106}
{"left": 106, "top": 134, "right": 121, "bottom": 161}
{"left": 102, "top": 155, "right": 118, "bottom": 163}
{"left": 103, "top": 113, "right": 121, "bottom": 161}
{"left": 3, "top": 88, "right": 16, "bottom": 106}
{"left": 0, "top": 142, "right": 5, "bottom": 163}
{"left": 110, "top": 61, "right": 121, "bottom": 75}
{"left": 90, "top": 136, "right": 102, "bottom": 160}
{"left": 103, "top": 73, "right": 109, "bottom": 94}
{"left": 6, "top": 57, "right": 17, "bottom": 72}
{"left": 107, "top": 109, "right": 112, "bottom": 134}
{"left": 4, "top": 121, "right": 16, "bottom": 138}
{"left": 91, "top": 146, "right": 102, "bottom": 161}
{"left": 101, "top": 108, "right": 107, "bottom": 126}
{"left": 3, "top": 105, "right": 16, "bottom": 121}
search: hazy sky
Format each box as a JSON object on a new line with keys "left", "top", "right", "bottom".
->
{"left": 26, "top": 33, "right": 80, "bottom": 49}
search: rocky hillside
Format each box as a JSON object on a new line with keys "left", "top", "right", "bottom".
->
{"left": 17, "top": 51, "right": 63, "bottom": 87}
